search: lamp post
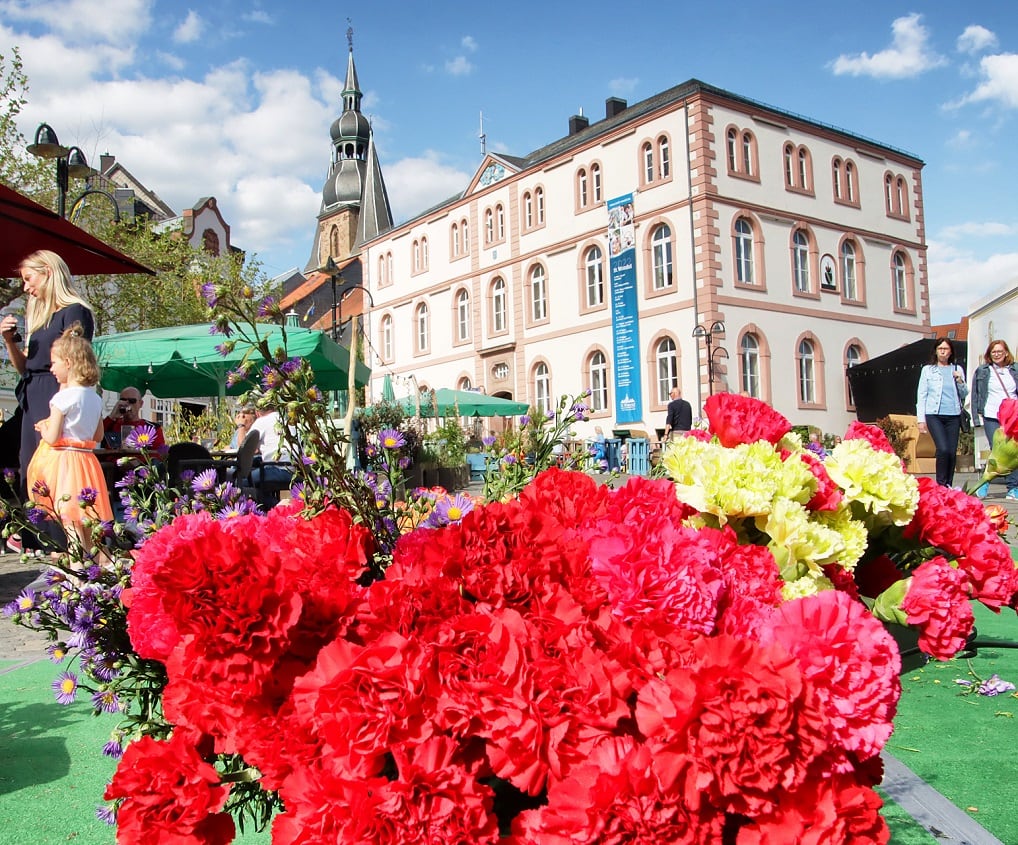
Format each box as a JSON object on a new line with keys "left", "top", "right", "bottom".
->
{"left": 26, "top": 123, "right": 95, "bottom": 219}
{"left": 692, "top": 320, "right": 727, "bottom": 397}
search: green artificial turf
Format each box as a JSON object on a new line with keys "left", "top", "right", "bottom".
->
{"left": 3, "top": 603, "right": 1017, "bottom": 843}
{"left": 887, "top": 602, "right": 1018, "bottom": 844}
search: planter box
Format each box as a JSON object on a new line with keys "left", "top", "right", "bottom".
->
{"left": 437, "top": 465, "right": 469, "bottom": 491}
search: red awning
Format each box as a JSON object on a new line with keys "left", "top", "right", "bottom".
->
{"left": 0, "top": 183, "right": 154, "bottom": 277}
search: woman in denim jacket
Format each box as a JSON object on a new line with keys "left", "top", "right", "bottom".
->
{"left": 970, "top": 339, "right": 1018, "bottom": 499}
{"left": 916, "top": 337, "right": 967, "bottom": 488}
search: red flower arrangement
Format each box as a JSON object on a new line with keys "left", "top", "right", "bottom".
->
{"left": 106, "top": 395, "right": 1018, "bottom": 843}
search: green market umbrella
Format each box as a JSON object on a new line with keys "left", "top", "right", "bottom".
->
{"left": 381, "top": 373, "right": 396, "bottom": 402}
{"left": 401, "top": 388, "right": 529, "bottom": 418}
{"left": 94, "top": 323, "right": 371, "bottom": 399}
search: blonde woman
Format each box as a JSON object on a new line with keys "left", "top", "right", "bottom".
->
{"left": 971, "top": 339, "right": 1018, "bottom": 499}
{"left": 0, "top": 251, "right": 94, "bottom": 551}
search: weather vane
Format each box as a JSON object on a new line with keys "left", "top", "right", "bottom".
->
{"left": 347, "top": 19, "right": 353, "bottom": 50}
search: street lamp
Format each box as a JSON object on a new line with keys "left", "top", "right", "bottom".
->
{"left": 315, "top": 257, "right": 375, "bottom": 343}
{"left": 692, "top": 320, "right": 727, "bottom": 396}
{"left": 27, "top": 123, "right": 95, "bottom": 219}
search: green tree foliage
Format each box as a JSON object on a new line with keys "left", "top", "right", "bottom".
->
{"left": 0, "top": 46, "right": 50, "bottom": 198}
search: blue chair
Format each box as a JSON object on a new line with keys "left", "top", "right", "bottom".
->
{"left": 466, "top": 452, "right": 488, "bottom": 481}
{"left": 628, "top": 438, "right": 650, "bottom": 476}
{"left": 605, "top": 438, "right": 621, "bottom": 472}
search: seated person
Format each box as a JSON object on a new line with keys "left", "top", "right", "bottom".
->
{"left": 228, "top": 405, "right": 256, "bottom": 450}
{"left": 102, "top": 386, "right": 165, "bottom": 450}
{"left": 248, "top": 406, "right": 294, "bottom": 507}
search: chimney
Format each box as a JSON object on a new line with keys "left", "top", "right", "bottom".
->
{"left": 605, "top": 97, "right": 627, "bottom": 119}
{"left": 568, "top": 108, "right": 589, "bottom": 135}
{"left": 99, "top": 153, "right": 116, "bottom": 175}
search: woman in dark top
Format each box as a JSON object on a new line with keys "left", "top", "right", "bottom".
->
{"left": 1, "top": 250, "right": 95, "bottom": 500}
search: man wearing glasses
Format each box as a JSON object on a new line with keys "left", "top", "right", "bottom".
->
{"left": 102, "top": 386, "right": 165, "bottom": 450}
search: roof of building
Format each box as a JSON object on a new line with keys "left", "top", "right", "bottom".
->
{"left": 370, "top": 78, "right": 925, "bottom": 239}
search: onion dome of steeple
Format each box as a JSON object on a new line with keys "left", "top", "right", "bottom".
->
{"left": 321, "top": 30, "right": 372, "bottom": 211}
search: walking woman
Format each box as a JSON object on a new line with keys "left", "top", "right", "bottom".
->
{"left": 0, "top": 251, "right": 94, "bottom": 552}
{"left": 916, "top": 336, "right": 967, "bottom": 488}
{"left": 970, "top": 339, "right": 1018, "bottom": 499}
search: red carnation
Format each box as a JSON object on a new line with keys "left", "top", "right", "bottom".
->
{"left": 704, "top": 393, "right": 791, "bottom": 448}
{"left": 760, "top": 591, "right": 900, "bottom": 765}
{"left": 105, "top": 731, "right": 235, "bottom": 845}
{"left": 998, "top": 397, "right": 1018, "bottom": 440}
{"left": 636, "top": 634, "right": 826, "bottom": 817}
{"left": 844, "top": 421, "right": 895, "bottom": 455}
{"left": 900, "top": 556, "right": 974, "bottom": 660}
{"left": 797, "top": 451, "right": 843, "bottom": 511}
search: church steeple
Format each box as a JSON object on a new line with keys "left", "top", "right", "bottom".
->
{"left": 307, "top": 27, "right": 393, "bottom": 272}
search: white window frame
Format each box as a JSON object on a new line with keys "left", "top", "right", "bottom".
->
{"left": 652, "top": 224, "right": 673, "bottom": 290}
{"left": 655, "top": 337, "right": 678, "bottom": 403}
{"left": 585, "top": 246, "right": 604, "bottom": 307}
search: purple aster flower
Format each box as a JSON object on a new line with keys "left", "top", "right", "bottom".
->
{"left": 280, "top": 357, "right": 301, "bottom": 376}
{"left": 96, "top": 805, "right": 117, "bottom": 825}
{"left": 261, "top": 366, "right": 285, "bottom": 390}
{"left": 503, "top": 454, "right": 518, "bottom": 465}
{"left": 365, "top": 443, "right": 379, "bottom": 459}
{"left": 77, "top": 487, "right": 99, "bottom": 507}
{"left": 31, "top": 478, "right": 51, "bottom": 498}
{"left": 482, "top": 435, "right": 496, "bottom": 448}
{"left": 978, "top": 674, "right": 1016, "bottom": 696}
{"left": 378, "top": 428, "right": 406, "bottom": 449}
{"left": 26, "top": 506, "right": 48, "bottom": 526}
{"left": 191, "top": 468, "right": 219, "bottom": 493}
{"left": 546, "top": 410, "right": 555, "bottom": 420}
{"left": 2, "top": 468, "right": 15, "bottom": 484}
{"left": 432, "top": 493, "right": 474, "bottom": 526}
{"left": 91, "top": 688, "right": 121, "bottom": 714}
{"left": 398, "top": 456, "right": 411, "bottom": 469}
{"left": 102, "top": 736, "right": 125, "bottom": 759}
{"left": 47, "top": 642, "right": 69, "bottom": 662}
{"left": 124, "top": 424, "right": 159, "bottom": 450}
{"left": 52, "top": 671, "right": 78, "bottom": 705}
{"left": 200, "top": 282, "right": 218, "bottom": 307}
{"left": 519, "top": 415, "right": 530, "bottom": 427}
{"left": 257, "top": 296, "right": 276, "bottom": 317}
{"left": 13, "top": 588, "right": 36, "bottom": 613}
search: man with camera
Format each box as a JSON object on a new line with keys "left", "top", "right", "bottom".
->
{"left": 102, "top": 386, "right": 165, "bottom": 450}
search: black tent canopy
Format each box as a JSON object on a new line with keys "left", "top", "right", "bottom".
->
{"left": 847, "top": 338, "right": 967, "bottom": 422}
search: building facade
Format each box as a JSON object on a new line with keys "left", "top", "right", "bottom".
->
{"left": 361, "top": 80, "right": 930, "bottom": 437}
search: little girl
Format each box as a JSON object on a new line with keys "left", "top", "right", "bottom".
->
{"left": 27, "top": 323, "right": 113, "bottom": 548}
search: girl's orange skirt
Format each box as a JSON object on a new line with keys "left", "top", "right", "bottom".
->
{"left": 27, "top": 438, "right": 114, "bottom": 524}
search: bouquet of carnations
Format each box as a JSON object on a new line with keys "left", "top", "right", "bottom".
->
{"left": 103, "top": 394, "right": 1018, "bottom": 844}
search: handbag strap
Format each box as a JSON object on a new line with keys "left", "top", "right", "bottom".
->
{"left": 991, "top": 365, "right": 1016, "bottom": 399}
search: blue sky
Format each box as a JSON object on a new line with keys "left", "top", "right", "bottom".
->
{"left": 2, "top": 1, "right": 1018, "bottom": 325}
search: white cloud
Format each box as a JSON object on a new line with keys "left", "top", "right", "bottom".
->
{"left": 946, "top": 129, "right": 973, "bottom": 148}
{"left": 461, "top": 35, "right": 477, "bottom": 52}
{"left": 957, "top": 25, "right": 997, "bottom": 55}
{"left": 173, "top": 10, "right": 203, "bottom": 44}
{"left": 156, "top": 50, "right": 187, "bottom": 72}
{"left": 242, "top": 9, "right": 274, "bottom": 25}
{"left": 830, "top": 14, "right": 946, "bottom": 79}
{"left": 0, "top": 0, "right": 153, "bottom": 43}
{"left": 608, "top": 77, "right": 639, "bottom": 97}
{"left": 383, "top": 152, "right": 472, "bottom": 224}
{"left": 927, "top": 238, "right": 1018, "bottom": 323}
{"left": 445, "top": 56, "right": 473, "bottom": 76}
{"left": 953, "top": 53, "right": 1018, "bottom": 109}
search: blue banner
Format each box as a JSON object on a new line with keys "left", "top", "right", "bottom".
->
{"left": 608, "top": 193, "right": 642, "bottom": 424}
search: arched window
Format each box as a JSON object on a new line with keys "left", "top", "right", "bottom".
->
{"left": 523, "top": 192, "right": 533, "bottom": 228}
{"left": 484, "top": 208, "right": 493, "bottom": 244}
{"left": 420, "top": 235, "right": 428, "bottom": 269}
{"left": 530, "top": 265, "right": 547, "bottom": 322}
{"left": 534, "top": 363, "right": 551, "bottom": 415}
{"left": 652, "top": 224, "right": 673, "bottom": 290}
{"left": 798, "top": 339, "right": 816, "bottom": 404}
{"left": 655, "top": 337, "right": 678, "bottom": 403}
{"left": 793, "top": 230, "right": 810, "bottom": 293}
{"left": 461, "top": 219, "right": 469, "bottom": 253}
{"left": 783, "top": 144, "right": 795, "bottom": 188}
{"left": 381, "top": 314, "right": 393, "bottom": 362}
{"left": 451, "top": 222, "right": 459, "bottom": 257}
{"left": 841, "top": 241, "right": 857, "bottom": 300}
{"left": 585, "top": 246, "right": 604, "bottom": 307}
{"left": 456, "top": 289, "right": 470, "bottom": 341}
{"left": 658, "top": 136, "right": 670, "bottom": 179}
{"left": 642, "top": 142, "right": 654, "bottom": 183}
{"left": 415, "top": 303, "right": 429, "bottom": 352}
{"left": 495, "top": 205, "right": 504, "bottom": 240}
{"left": 328, "top": 225, "right": 338, "bottom": 258}
{"left": 459, "top": 376, "right": 472, "bottom": 392}
{"left": 741, "top": 334, "right": 760, "bottom": 398}
{"left": 535, "top": 187, "right": 545, "bottom": 224}
{"left": 589, "top": 351, "right": 608, "bottom": 412}
{"left": 491, "top": 277, "right": 507, "bottom": 333}
{"left": 845, "top": 162, "right": 856, "bottom": 202}
{"left": 832, "top": 159, "right": 843, "bottom": 200}
{"left": 798, "top": 148, "right": 809, "bottom": 190}
{"left": 591, "top": 162, "right": 602, "bottom": 203}
{"left": 377, "top": 255, "right": 387, "bottom": 285}
{"left": 892, "top": 252, "right": 907, "bottom": 309}
{"left": 846, "top": 343, "right": 862, "bottom": 406}
{"left": 726, "top": 128, "right": 738, "bottom": 172}
{"left": 742, "top": 132, "right": 753, "bottom": 174}
{"left": 735, "top": 218, "right": 754, "bottom": 284}
{"left": 413, "top": 239, "right": 421, "bottom": 271}
{"left": 577, "top": 168, "right": 589, "bottom": 207}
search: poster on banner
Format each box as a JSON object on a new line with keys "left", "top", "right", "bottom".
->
{"left": 607, "top": 193, "right": 642, "bottom": 425}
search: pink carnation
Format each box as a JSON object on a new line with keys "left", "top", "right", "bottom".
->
{"left": 900, "top": 556, "right": 974, "bottom": 660}
{"left": 843, "top": 421, "right": 895, "bottom": 455}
